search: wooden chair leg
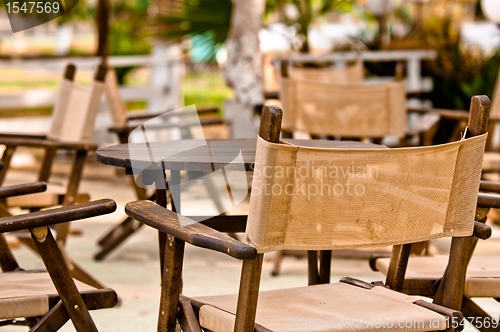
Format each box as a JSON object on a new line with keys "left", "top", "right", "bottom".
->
{"left": 271, "top": 250, "right": 284, "bottom": 276}
{"left": 0, "top": 233, "right": 20, "bottom": 271}
{"left": 94, "top": 217, "right": 143, "bottom": 260}
{"left": 38, "top": 147, "right": 57, "bottom": 182}
{"left": 30, "top": 227, "right": 98, "bottom": 332}
{"left": 461, "top": 295, "right": 500, "bottom": 332}
{"left": 30, "top": 301, "right": 70, "bottom": 332}
{"left": 307, "top": 251, "right": 319, "bottom": 285}
{"left": 157, "top": 236, "right": 185, "bottom": 332}
{"left": 178, "top": 300, "right": 202, "bottom": 332}
{"left": 0, "top": 146, "right": 16, "bottom": 185}
{"left": 319, "top": 250, "right": 332, "bottom": 284}
{"left": 385, "top": 243, "right": 412, "bottom": 292}
{"left": 234, "top": 255, "right": 264, "bottom": 332}
{"left": 56, "top": 150, "right": 88, "bottom": 245}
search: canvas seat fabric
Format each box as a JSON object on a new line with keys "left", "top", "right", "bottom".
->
{"left": 0, "top": 270, "right": 94, "bottom": 319}
{"left": 196, "top": 282, "right": 447, "bottom": 332}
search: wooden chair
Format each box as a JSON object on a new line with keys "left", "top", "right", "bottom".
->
{"left": 93, "top": 67, "right": 230, "bottom": 261}
{"left": 280, "top": 63, "right": 406, "bottom": 139}
{"left": 124, "top": 99, "right": 489, "bottom": 332}
{"left": 0, "top": 64, "right": 108, "bottom": 289}
{"left": 272, "top": 61, "right": 440, "bottom": 276}
{"left": 370, "top": 179, "right": 500, "bottom": 332}
{"left": 0, "top": 181, "right": 117, "bottom": 331}
{"left": 0, "top": 63, "right": 107, "bottom": 244}
{"left": 279, "top": 60, "right": 440, "bottom": 146}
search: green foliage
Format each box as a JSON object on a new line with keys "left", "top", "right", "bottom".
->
{"left": 56, "top": 0, "right": 92, "bottom": 25}
{"left": 428, "top": 49, "right": 500, "bottom": 110}
{"left": 157, "top": 0, "right": 232, "bottom": 62}
{"left": 109, "top": 0, "right": 152, "bottom": 83}
{"left": 183, "top": 70, "right": 233, "bottom": 109}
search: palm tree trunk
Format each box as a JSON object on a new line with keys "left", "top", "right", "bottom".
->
{"left": 223, "top": 0, "right": 265, "bottom": 114}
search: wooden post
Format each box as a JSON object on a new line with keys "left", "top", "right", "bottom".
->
{"left": 96, "top": 0, "right": 110, "bottom": 62}
{"left": 435, "top": 95, "right": 490, "bottom": 311}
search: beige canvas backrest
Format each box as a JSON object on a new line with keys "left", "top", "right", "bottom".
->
{"left": 47, "top": 72, "right": 105, "bottom": 144}
{"left": 280, "top": 78, "right": 407, "bottom": 137}
{"left": 288, "top": 60, "right": 364, "bottom": 85}
{"left": 246, "top": 132, "right": 487, "bottom": 253}
{"left": 104, "top": 69, "right": 128, "bottom": 128}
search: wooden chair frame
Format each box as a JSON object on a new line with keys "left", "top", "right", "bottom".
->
{"left": 0, "top": 63, "right": 108, "bottom": 289}
{"left": 124, "top": 99, "right": 490, "bottom": 332}
{"left": 0, "top": 183, "right": 117, "bottom": 331}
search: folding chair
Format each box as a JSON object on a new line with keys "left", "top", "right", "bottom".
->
{"left": 279, "top": 60, "right": 440, "bottom": 146}
{"left": 0, "top": 63, "right": 107, "bottom": 240}
{"left": 124, "top": 98, "right": 489, "bottom": 332}
{"left": 93, "top": 66, "right": 229, "bottom": 260}
{"left": 0, "top": 181, "right": 117, "bottom": 331}
{"left": 0, "top": 64, "right": 107, "bottom": 288}
{"left": 272, "top": 61, "right": 440, "bottom": 276}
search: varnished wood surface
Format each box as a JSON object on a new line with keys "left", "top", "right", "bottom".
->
{"left": 97, "top": 138, "right": 386, "bottom": 172}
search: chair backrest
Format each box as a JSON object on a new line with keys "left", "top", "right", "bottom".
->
{"left": 280, "top": 77, "right": 407, "bottom": 138}
{"left": 47, "top": 64, "right": 107, "bottom": 144}
{"left": 288, "top": 60, "right": 364, "bottom": 85}
{"left": 104, "top": 68, "right": 128, "bottom": 128}
{"left": 245, "top": 104, "right": 487, "bottom": 253}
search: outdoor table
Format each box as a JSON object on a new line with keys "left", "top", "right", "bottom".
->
{"left": 95, "top": 138, "right": 386, "bottom": 263}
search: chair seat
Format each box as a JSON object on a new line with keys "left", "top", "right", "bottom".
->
{"left": 0, "top": 270, "right": 94, "bottom": 319}
{"left": 375, "top": 255, "right": 500, "bottom": 297}
{"left": 195, "top": 282, "right": 447, "bottom": 332}
{"left": 6, "top": 183, "right": 89, "bottom": 208}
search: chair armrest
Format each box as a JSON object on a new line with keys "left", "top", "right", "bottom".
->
{"left": 479, "top": 180, "right": 500, "bottom": 193}
{"left": 0, "top": 199, "right": 116, "bottom": 233}
{"left": 473, "top": 221, "right": 491, "bottom": 240}
{"left": 477, "top": 193, "right": 500, "bottom": 208}
{"left": 0, "top": 137, "right": 96, "bottom": 151}
{"left": 126, "top": 106, "right": 220, "bottom": 121}
{"left": 409, "top": 106, "right": 500, "bottom": 123}
{"left": 0, "top": 182, "right": 47, "bottom": 199}
{"left": 0, "top": 133, "right": 47, "bottom": 140}
{"left": 125, "top": 200, "right": 257, "bottom": 260}
{"left": 109, "top": 118, "right": 227, "bottom": 135}
{"left": 408, "top": 107, "right": 469, "bottom": 121}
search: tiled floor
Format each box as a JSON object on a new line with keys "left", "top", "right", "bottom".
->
{"left": 2, "top": 164, "right": 500, "bottom": 331}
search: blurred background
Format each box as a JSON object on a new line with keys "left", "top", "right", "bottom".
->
{"left": 1, "top": 0, "right": 499, "bottom": 134}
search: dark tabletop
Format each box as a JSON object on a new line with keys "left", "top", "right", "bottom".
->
{"left": 97, "top": 138, "right": 386, "bottom": 172}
